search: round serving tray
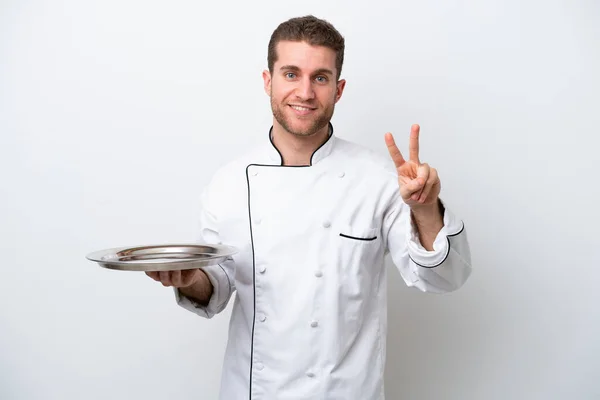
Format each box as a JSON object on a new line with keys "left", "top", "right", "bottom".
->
{"left": 86, "top": 244, "right": 237, "bottom": 272}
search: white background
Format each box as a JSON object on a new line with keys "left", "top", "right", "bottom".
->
{"left": 1, "top": 1, "right": 599, "bottom": 399}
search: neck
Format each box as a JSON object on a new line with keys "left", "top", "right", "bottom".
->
{"left": 271, "top": 122, "right": 330, "bottom": 166}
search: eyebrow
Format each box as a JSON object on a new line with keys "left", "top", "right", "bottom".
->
{"left": 279, "top": 65, "right": 334, "bottom": 76}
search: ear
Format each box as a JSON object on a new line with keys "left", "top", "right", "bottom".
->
{"left": 334, "top": 79, "right": 346, "bottom": 103}
{"left": 262, "top": 70, "right": 272, "bottom": 96}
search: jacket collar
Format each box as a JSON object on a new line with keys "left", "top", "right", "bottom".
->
{"left": 267, "top": 122, "right": 336, "bottom": 166}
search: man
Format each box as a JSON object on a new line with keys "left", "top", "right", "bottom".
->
{"left": 147, "top": 15, "right": 472, "bottom": 400}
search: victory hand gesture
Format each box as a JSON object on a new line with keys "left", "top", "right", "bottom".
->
{"left": 385, "top": 124, "right": 441, "bottom": 208}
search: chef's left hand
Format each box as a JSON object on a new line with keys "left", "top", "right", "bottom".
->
{"left": 385, "top": 124, "right": 441, "bottom": 208}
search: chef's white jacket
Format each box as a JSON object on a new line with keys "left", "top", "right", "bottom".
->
{"left": 175, "top": 125, "right": 472, "bottom": 400}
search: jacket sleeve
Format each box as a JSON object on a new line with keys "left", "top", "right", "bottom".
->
{"left": 174, "top": 177, "right": 236, "bottom": 318}
{"left": 384, "top": 194, "right": 472, "bottom": 294}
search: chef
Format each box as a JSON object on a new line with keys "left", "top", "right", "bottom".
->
{"left": 146, "top": 15, "right": 472, "bottom": 400}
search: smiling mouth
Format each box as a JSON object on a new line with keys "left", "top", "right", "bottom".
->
{"left": 289, "top": 105, "right": 317, "bottom": 115}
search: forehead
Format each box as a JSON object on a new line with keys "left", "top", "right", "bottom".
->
{"left": 274, "top": 40, "right": 337, "bottom": 73}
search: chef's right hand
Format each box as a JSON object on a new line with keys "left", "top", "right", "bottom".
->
{"left": 145, "top": 269, "right": 205, "bottom": 288}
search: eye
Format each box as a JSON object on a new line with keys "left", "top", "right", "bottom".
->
{"left": 285, "top": 72, "right": 296, "bottom": 79}
{"left": 315, "top": 76, "right": 328, "bottom": 83}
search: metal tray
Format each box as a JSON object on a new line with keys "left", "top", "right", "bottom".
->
{"left": 86, "top": 244, "right": 237, "bottom": 272}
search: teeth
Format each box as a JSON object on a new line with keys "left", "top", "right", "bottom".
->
{"left": 291, "top": 105, "right": 312, "bottom": 111}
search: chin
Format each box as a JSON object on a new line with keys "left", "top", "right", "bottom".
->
{"left": 273, "top": 107, "right": 328, "bottom": 137}
{"left": 287, "top": 122, "right": 320, "bottom": 137}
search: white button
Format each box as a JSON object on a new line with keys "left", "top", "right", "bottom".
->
{"left": 310, "top": 320, "right": 319, "bottom": 328}
{"left": 314, "top": 271, "right": 323, "bottom": 278}
{"left": 256, "top": 363, "right": 264, "bottom": 371}
{"left": 338, "top": 171, "right": 345, "bottom": 178}
{"left": 322, "top": 221, "right": 331, "bottom": 228}
{"left": 259, "top": 314, "right": 267, "bottom": 322}
{"left": 306, "top": 372, "right": 315, "bottom": 378}
{"left": 255, "top": 218, "right": 262, "bottom": 225}
{"left": 259, "top": 265, "right": 266, "bottom": 274}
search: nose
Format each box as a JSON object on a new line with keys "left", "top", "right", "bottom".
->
{"left": 295, "top": 77, "right": 315, "bottom": 101}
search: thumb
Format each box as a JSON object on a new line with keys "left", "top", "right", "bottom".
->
{"left": 400, "top": 178, "right": 424, "bottom": 199}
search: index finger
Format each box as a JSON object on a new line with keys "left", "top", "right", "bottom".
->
{"left": 146, "top": 271, "right": 159, "bottom": 281}
{"left": 385, "top": 132, "right": 405, "bottom": 168}
{"left": 409, "top": 124, "right": 420, "bottom": 163}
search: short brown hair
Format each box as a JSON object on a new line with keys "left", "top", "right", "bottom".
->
{"left": 267, "top": 15, "right": 345, "bottom": 79}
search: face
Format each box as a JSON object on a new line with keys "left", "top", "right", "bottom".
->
{"left": 263, "top": 40, "right": 346, "bottom": 137}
